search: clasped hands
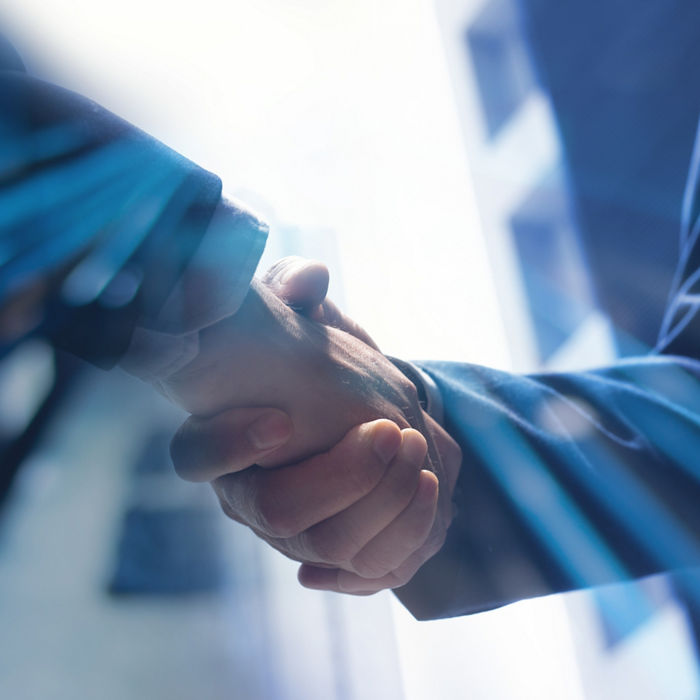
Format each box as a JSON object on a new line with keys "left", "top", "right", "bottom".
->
{"left": 167, "top": 258, "right": 462, "bottom": 595}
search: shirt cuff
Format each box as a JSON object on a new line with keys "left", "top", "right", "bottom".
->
{"left": 148, "top": 197, "right": 268, "bottom": 335}
{"left": 413, "top": 362, "right": 445, "bottom": 425}
{"left": 387, "top": 357, "right": 445, "bottom": 425}
{"left": 120, "top": 197, "right": 267, "bottom": 382}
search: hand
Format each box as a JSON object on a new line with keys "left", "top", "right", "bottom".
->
{"left": 262, "top": 256, "right": 379, "bottom": 350}
{"left": 162, "top": 278, "right": 438, "bottom": 474}
{"left": 297, "top": 412, "right": 462, "bottom": 594}
{"left": 263, "top": 256, "right": 463, "bottom": 586}
{"left": 169, "top": 258, "right": 462, "bottom": 594}
{"left": 172, "top": 410, "right": 461, "bottom": 593}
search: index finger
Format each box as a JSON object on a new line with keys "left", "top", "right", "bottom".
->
{"left": 170, "top": 407, "right": 293, "bottom": 482}
{"left": 215, "top": 419, "right": 403, "bottom": 537}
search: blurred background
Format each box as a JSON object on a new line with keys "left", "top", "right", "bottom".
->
{"left": 1, "top": 0, "right": 699, "bottom": 698}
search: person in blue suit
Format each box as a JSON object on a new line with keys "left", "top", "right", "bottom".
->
{"left": 170, "top": 0, "right": 700, "bottom": 622}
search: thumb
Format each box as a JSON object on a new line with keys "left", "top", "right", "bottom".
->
{"left": 262, "top": 256, "right": 330, "bottom": 312}
{"left": 171, "top": 407, "right": 293, "bottom": 482}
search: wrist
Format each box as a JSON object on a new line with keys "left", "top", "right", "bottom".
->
{"left": 387, "top": 357, "right": 444, "bottom": 426}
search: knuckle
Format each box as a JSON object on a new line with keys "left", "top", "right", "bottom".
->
{"left": 212, "top": 479, "right": 245, "bottom": 525}
{"left": 257, "top": 503, "right": 295, "bottom": 538}
{"left": 302, "top": 524, "right": 354, "bottom": 565}
{"left": 217, "top": 497, "right": 244, "bottom": 527}
{"left": 391, "top": 569, "right": 413, "bottom": 588}
{"left": 392, "top": 557, "right": 424, "bottom": 587}
{"left": 250, "top": 480, "right": 299, "bottom": 538}
{"left": 423, "top": 527, "right": 448, "bottom": 559}
{"left": 351, "top": 551, "right": 392, "bottom": 580}
{"left": 217, "top": 494, "right": 235, "bottom": 520}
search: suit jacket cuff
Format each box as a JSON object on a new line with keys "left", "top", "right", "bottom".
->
{"left": 387, "top": 357, "right": 445, "bottom": 425}
{"left": 119, "top": 198, "right": 267, "bottom": 382}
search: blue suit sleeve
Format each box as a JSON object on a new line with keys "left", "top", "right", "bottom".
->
{"left": 394, "top": 356, "right": 700, "bottom": 619}
{"left": 0, "top": 39, "right": 224, "bottom": 367}
{"left": 394, "top": 128, "right": 700, "bottom": 621}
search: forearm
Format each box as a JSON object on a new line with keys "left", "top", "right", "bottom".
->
{"left": 396, "top": 356, "right": 700, "bottom": 619}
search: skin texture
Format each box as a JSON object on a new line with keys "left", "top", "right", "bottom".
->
{"left": 170, "top": 259, "right": 462, "bottom": 594}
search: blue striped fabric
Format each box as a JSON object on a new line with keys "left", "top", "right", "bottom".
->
{"left": 0, "top": 36, "right": 222, "bottom": 366}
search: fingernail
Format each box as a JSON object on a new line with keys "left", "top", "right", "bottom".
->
{"left": 416, "top": 470, "right": 439, "bottom": 505}
{"left": 247, "top": 412, "right": 292, "bottom": 450}
{"left": 372, "top": 424, "right": 401, "bottom": 464}
{"left": 401, "top": 429, "right": 428, "bottom": 465}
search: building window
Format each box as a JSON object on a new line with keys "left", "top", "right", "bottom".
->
{"left": 466, "top": 0, "right": 534, "bottom": 138}
{"left": 510, "top": 168, "right": 593, "bottom": 362}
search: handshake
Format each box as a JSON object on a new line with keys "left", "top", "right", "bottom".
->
{"left": 166, "top": 257, "right": 462, "bottom": 597}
